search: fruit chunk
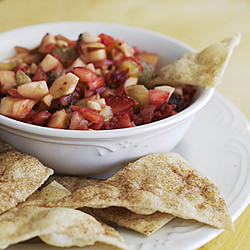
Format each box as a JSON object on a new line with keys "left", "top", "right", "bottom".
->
{"left": 32, "top": 66, "right": 48, "bottom": 81}
{"left": 104, "top": 95, "right": 138, "bottom": 114}
{"left": 138, "top": 62, "right": 155, "bottom": 88}
{"left": 72, "top": 106, "right": 105, "bottom": 125}
{"left": 69, "top": 111, "right": 89, "bottom": 130}
{"left": 47, "top": 109, "right": 68, "bottom": 129}
{"left": 148, "top": 89, "right": 170, "bottom": 109}
{"left": 73, "top": 67, "right": 105, "bottom": 91}
{"left": 41, "top": 93, "right": 54, "bottom": 107}
{"left": 136, "top": 51, "right": 159, "bottom": 67}
{"left": 39, "top": 54, "right": 60, "bottom": 72}
{"left": 114, "top": 112, "right": 134, "bottom": 129}
{"left": 0, "top": 70, "right": 16, "bottom": 95}
{"left": 125, "top": 85, "right": 149, "bottom": 105}
{"left": 139, "top": 103, "right": 156, "bottom": 124}
{"left": 16, "top": 70, "right": 32, "bottom": 86}
{"left": 17, "top": 81, "right": 49, "bottom": 101}
{"left": 0, "top": 96, "right": 36, "bottom": 119}
{"left": 0, "top": 61, "right": 16, "bottom": 70}
{"left": 69, "top": 57, "right": 86, "bottom": 69}
{"left": 39, "top": 33, "right": 56, "bottom": 53}
{"left": 154, "top": 85, "right": 175, "bottom": 101}
{"left": 49, "top": 73, "right": 79, "bottom": 99}
{"left": 119, "top": 57, "right": 143, "bottom": 77}
{"left": 99, "top": 105, "right": 113, "bottom": 122}
{"left": 124, "top": 77, "right": 138, "bottom": 87}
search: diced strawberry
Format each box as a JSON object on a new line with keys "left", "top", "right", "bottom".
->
{"left": 74, "top": 67, "right": 96, "bottom": 83}
{"left": 93, "top": 59, "right": 113, "bottom": 68}
{"left": 154, "top": 110, "right": 163, "bottom": 121}
{"left": 115, "top": 112, "right": 134, "bottom": 129}
{"left": 159, "top": 103, "right": 176, "bottom": 118}
{"left": 95, "top": 86, "right": 107, "bottom": 95}
{"left": 8, "top": 88, "right": 22, "bottom": 98}
{"left": 118, "top": 107, "right": 135, "bottom": 118}
{"left": 98, "top": 33, "right": 115, "bottom": 46}
{"left": 69, "top": 40, "right": 77, "bottom": 47}
{"left": 89, "top": 76, "right": 105, "bottom": 91}
{"left": 106, "top": 112, "right": 134, "bottom": 129}
{"left": 32, "top": 66, "right": 48, "bottom": 81}
{"left": 140, "top": 103, "right": 156, "bottom": 124}
{"left": 73, "top": 67, "right": 105, "bottom": 91}
{"left": 89, "top": 121, "right": 103, "bottom": 130}
{"left": 59, "top": 95, "right": 72, "bottom": 107}
{"left": 31, "top": 110, "right": 51, "bottom": 126}
{"left": 148, "top": 89, "right": 169, "bottom": 109}
{"left": 44, "top": 43, "right": 57, "bottom": 53}
{"left": 104, "top": 95, "right": 138, "bottom": 114}
{"left": 13, "top": 65, "right": 27, "bottom": 73}
{"left": 105, "top": 69, "right": 129, "bottom": 89}
{"left": 131, "top": 113, "right": 143, "bottom": 126}
{"left": 83, "top": 83, "right": 95, "bottom": 98}
{"left": 115, "top": 83, "right": 126, "bottom": 96}
{"left": 71, "top": 106, "right": 104, "bottom": 124}
{"left": 69, "top": 111, "right": 89, "bottom": 130}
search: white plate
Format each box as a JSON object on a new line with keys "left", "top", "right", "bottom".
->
{"left": 6, "top": 91, "right": 250, "bottom": 250}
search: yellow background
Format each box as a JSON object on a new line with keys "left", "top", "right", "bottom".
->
{"left": 0, "top": 0, "right": 250, "bottom": 249}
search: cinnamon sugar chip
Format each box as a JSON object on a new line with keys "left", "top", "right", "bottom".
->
{"left": 150, "top": 33, "right": 241, "bottom": 87}
{"left": 0, "top": 140, "right": 54, "bottom": 215}
{"left": 53, "top": 153, "right": 233, "bottom": 231}
{"left": 52, "top": 176, "right": 174, "bottom": 236}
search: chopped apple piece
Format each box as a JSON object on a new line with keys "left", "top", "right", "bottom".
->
{"left": 69, "top": 57, "right": 86, "bottom": 69}
{"left": 49, "top": 73, "right": 79, "bottom": 99}
{"left": 39, "top": 33, "right": 56, "bottom": 53}
{"left": 87, "top": 98, "right": 105, "bottom": 111}
{"left": 87, "top": 49, "right": 106, "bottom": 62}
{"left": 39, "top": 54, "right": 60, "bottom": 72}
{"left": 47, "top": 109, "right": 68, "bottom": 129}
{"left": 0, "top": 97, "right": 36, "bottom": 119}
{"left": 80, "top": 32, "right": 101, "bottom": 44}
{"left": 0, "top": 70, "right": 16, "bottom": 95}
{"left": 79, "top": 43, "right": 106, "bottom": 63}
{"left": 87, "top": 100, "right": 102, "bottom": 111}
{"left": 41, "top": 93, "right": 54, "bottom": 106}
{"left": 124, "top": 77, "right": 138, "bottom": 87}
{"left": 136, "top": 51, "right": 159, "bottom": 67}
{"left": 125, "top": 85, "right": 149, "bottom": 105}
{"left": 17, "top": 81, "right": 49, "bottom": 101}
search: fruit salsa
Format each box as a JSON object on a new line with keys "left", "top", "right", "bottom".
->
{"left": 0, "top": 32, "right": 196, "bottom": 130}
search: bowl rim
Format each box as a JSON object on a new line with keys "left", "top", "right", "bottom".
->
{"left": 0, "top": 21, "right": 215, "bottom": 139}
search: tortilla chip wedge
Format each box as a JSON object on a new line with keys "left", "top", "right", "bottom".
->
{"left": 150, "top": 33, "right": 241, "bottom": 87}
{"left": 90, "top": 207, "right": 174, "bottom": 237}
{"left": 0, "top": 207, "right": 128, "bottom": 250}
{"left": 18, "top": 180, "right": 71, "bottom": 208}
{"left": 53, "top": 153, "right": 233, "bottom": 231}
{"left": 0, "top": 143, "right": 54, "bottom": 215}
{"left": 0, "top": 181, "right": 128, "bottom": 250}
{"left": 51, "top": 176, "right": 174, "bottom": 236}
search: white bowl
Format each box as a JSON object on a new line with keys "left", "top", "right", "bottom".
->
{"left": 0, "top": 22, "right": 214, "bottom": 177}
